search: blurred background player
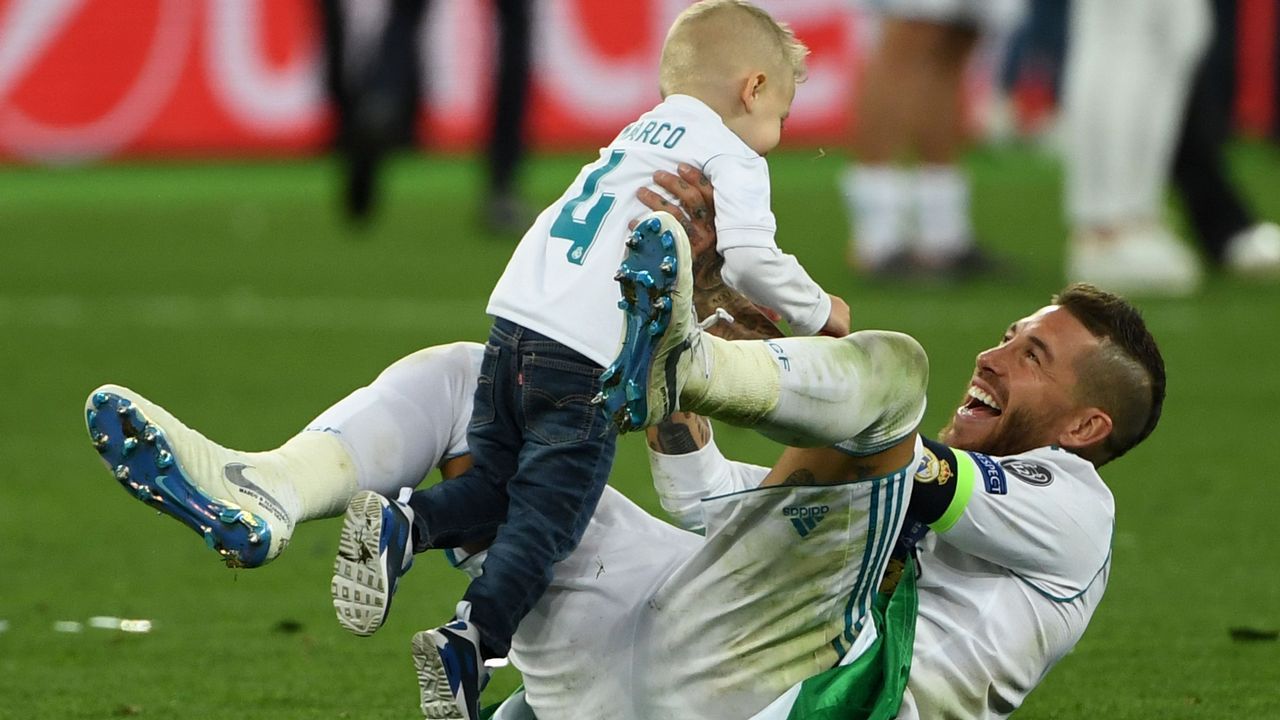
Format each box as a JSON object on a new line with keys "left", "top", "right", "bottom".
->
{"left": 1170, "top": 0, "right": 1280, "bottom": 277}
{"left": 319, "top": 0, "right": 533, "bottom": 230}
{"left": 988, "top": 0, "right": 1279, "bottom": 287}
{"left": 327, "top": 3, "right": 849, "bottom": 717}
{"left": 839, "top": 0, "right": 1026, "bottom": 279}
{"left": 1062, "top": 0, "right": 1210, "bottom": 294}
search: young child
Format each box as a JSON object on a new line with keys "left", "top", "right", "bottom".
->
{"left": 329, "top": 2, "right": 849, "bottom": 717}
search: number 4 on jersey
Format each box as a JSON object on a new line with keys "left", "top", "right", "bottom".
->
{"left": 550, "top": 150, "right": 625, "bottom": 265}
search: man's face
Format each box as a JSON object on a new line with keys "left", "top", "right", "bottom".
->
{"left": 939, "top": 305, "right": 1101, "bottom": 457}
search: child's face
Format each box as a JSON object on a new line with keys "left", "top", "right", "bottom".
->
{"left": 739, "top": 74, "right": 795, "bottom": 156}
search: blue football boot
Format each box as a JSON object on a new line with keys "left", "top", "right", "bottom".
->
{"left": 85, "top": 385, "right": 292, "bottom": 568}
{"left": 597, "top": 210, "right": 696, "bottom": 432}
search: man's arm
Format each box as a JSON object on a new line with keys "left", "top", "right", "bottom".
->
{"left": 900, "top": 439, "right": 1114, "bottom": 594}
{"left": 761, "top": 436, "right": 919, "bottom": 488}
{"left": 646, "top": 413, "right": 771, "bottom": 533}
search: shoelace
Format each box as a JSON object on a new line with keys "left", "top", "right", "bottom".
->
{"left": 697, "top": 307, "right": 735, "bottom": 331}
{"left": 692, "top": 307, "right": 734, "bottom": 379}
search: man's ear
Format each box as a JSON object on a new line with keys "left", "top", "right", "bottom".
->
{"left": 740, "top": 72, "right": 767, "bottom": 111}
{"left": 1058, "top": 408, "right": 1113, "bottom": 456}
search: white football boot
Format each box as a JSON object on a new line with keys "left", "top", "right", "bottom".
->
{"left": 1225, "top": 222, "right": 1280, "bottom": 277}
{"left": 1066, "top": 224, "right": 1203, "bottom": 296}
{"left": 85, "top": 385, "right": 295, "bottom": 567}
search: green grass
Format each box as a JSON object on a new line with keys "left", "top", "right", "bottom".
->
{"left": 1, "top": 144, "right": 1278, "bottom": 718}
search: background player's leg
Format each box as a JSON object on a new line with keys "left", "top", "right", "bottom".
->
{"left": 1063, "top": 0, "right": 1210, "bottom": 293}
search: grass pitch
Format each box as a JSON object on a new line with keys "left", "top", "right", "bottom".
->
{"left": 1, "top": 143, "right": 1278, "bottom": 719}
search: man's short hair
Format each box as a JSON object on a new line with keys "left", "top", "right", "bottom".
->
{"left": 1053, "top": 283, "right": 1166, "bottom": 466}
{"left": 660, "top": 0, "right": 809, "bottom": 97}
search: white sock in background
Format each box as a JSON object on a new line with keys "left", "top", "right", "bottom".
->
{"left": 840, "top": 164, "right": 910, "bottom": 268}
{"left": 913, "top": 164, "right": 973, "bottom": 260}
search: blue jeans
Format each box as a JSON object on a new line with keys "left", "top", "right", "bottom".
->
{"left": 407, "top": 318, "right": 617, "bottom": 658}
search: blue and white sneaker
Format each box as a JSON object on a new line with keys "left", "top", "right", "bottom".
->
{"left": 85, "top": 384, "right": 294, "bottom": 568}
{"left": 412, "top": 601, "right": 492, "bottom": 720}
{"left": 598, "top": 210, "right": 696, "bottom": 432}
{"left": 331, "top": 488, "right": 415, "bottom": 636}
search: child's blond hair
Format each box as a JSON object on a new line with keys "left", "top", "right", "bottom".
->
{"left": 659, "top": 0, "right": 809, "bottom": 99}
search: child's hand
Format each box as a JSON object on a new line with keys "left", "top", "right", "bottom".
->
{"left": 819, "top": 295, "right": 851, "bottom": 337}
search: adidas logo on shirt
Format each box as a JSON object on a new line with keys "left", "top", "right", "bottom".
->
{"left": 783, "top": 505, "right": 830, "bottom": 537}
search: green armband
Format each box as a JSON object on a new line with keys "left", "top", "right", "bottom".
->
{"left": 929, "top": 452, "right": 975, "bottom": 534}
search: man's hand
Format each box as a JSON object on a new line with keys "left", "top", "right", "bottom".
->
{"left": 820, "top": 294, "right": 851, "bottom": 337}
{"left": 634, "top": 162, "right": 717, "bottom": 257}
{"left": 633, "top": 163, "right": 784, "bottom": 341}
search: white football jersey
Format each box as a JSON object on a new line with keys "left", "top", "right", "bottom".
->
{"left": 488, "top": 94, "right": 820, "bottom": 367}
{"left": 900, "top": 445, "right": 1114, "bottom": 719}
{"left": 483, "top": 441, "right": 1113, "bottom": 720}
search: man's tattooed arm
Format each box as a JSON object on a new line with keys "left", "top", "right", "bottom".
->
{"left": 779, "top": 468, "right": 817, "bottom": 486}
{"left": 647, "top": 412, "right": 712, "bottom": 454}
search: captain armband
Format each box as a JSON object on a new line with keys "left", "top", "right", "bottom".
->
{"left": 908, "top": 438, "right": 974, "bottom": 533}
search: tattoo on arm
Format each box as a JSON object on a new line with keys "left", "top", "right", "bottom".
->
{"left": 650, "top": 414, "right": 710, "bottom": 454}
{"left": 781, "top": 468, "right": 817, "bottom": 485}
{"left": 726, "top": 304, "right": 785, "bottom": 341}
{"left": 653, "top": 422, "right": 699, "bottom": 454}
{"left": 692, "top": 252, "right": 783, "bottom": 342}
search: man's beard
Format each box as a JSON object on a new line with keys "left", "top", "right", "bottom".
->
{"left": 939, "top": 405, "right": 1048, "bottom": 457}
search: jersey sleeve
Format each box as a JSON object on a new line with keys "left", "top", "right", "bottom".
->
{"left": 719, "top": 247, "right": 830, "bottom": 335}
{"left": 704, "top": 153, "right": 778, "bottom": 251}
{"left": 648, "top": 429, "right": 771, "bottom": 534}
{"left": 912, "top": 442, "right": 1114, "bottom": 597}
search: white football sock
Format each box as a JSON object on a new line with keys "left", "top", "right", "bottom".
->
{"left": 913, "top": 164, "right": 973, "bottom": 259}
{"left": 252, "top": 432, "right": 357, "bottom": 522}
{"left": 841, "top": 164, "right": 911, "bottom": 267}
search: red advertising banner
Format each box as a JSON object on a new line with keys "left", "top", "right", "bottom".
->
{"left": 0, "top": 0, "right": 1272, "bottom": 163}
{"left": 0, "top": 0, "right": 864, "bottom": 162}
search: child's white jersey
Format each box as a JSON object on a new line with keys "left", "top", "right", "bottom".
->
{"left": 900, "top": 445, "right": 1115, "bottom": 719}
{"left": 487, "top": 94, "right": 826, "bottom": 367}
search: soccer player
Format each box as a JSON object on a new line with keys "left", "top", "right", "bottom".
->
{"left": 85, "top": 171, "right": 1164, "bottom": 718}
{"left": 86, "top": 264, "right": 1161, "bottom": 719}
{"left": 1062, "top": 0, "right": 1210, "bottom": 294}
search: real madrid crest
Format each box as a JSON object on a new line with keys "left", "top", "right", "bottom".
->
{"left": 914, "top": 448, "right": 954, "bottom": 485}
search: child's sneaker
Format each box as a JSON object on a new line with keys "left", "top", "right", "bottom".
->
{"left": 412, "top": 601, "right": 492, "bottom": 720}
{"left": 331, "top": 488, "right": 416, "bottom": 636}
